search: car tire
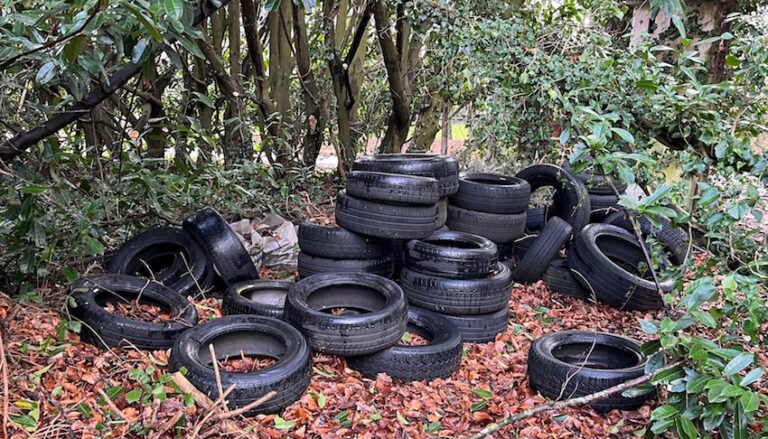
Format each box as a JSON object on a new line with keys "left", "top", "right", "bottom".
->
{"left": 169, "top": 315, "right": 311, "bottom": 415}
{"left": 561, "top": 161, "right": 628, "bottom": 195}
{"left": 183, "top": 207, "right": 259, "bottom": 286}
{"left": 298, "top": 222, "right": 388, "bottom": 259}
{"left": 345, "top": 171, "right": 441, "bottom": 205}
{"left": 284, "top": 273, "right": 408, "bottom": 355}
{"left": 541, "top": 255, "right": 591, "bottom": 300}
{"left": 405, "top": 231, "right": 498, "bottom": 279}
{"left": 516, "top": 164, "right": 590, "bottom": 234}
{"left": 68, "top": 274, "right": 198, "bottom": 350}
{"left": 352, "top": 154, "right": 460, "bottom": 196}
{"left": 400, "top": 263, "right": 513, "bottom": 315}
{"left": 297, "top": 252, "right": 394, "bottom": 279}
{"left": 446, "top": 205, "right": 526, "bottom": 244}
{"left": 603, "top": 210, "right": 689, "bottom": 265}
{"left": 222, "top": 280, "right": 293, "bottom": 319}
{"left": 450, "top": 173, "right": 531, "bottom": 214}
{"left": 335, "top": 190, "right": 438, "bottom": 240}
{"left": 441, "top": 306, "right": 509, "bottom": 343}
{"left": 346, "top": 307, "right": 462, "bottom": 382}
{"left": 528, "top": 330, "right": 651, "bottom": 412}
{"left": 436, "top": 198, "right": 448, "bottom": 229}
{"left": 589, "top": 193, "right": 619, "bottom": 210}
{"left": 513, "top": 217, "right": 572, "bottom": 283}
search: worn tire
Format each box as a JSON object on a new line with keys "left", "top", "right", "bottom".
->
{"left": 222, "top": 280, "right": 293, "bottom": 319}
{"left": 568, "top": 224, "right": 674, "bottom": 310}
{"left": 68, "top": 274, "right": 198, "bottom": 350}
{"left": 183, "top": 207, "right": 259, "bottom": 286}
{"left": 516, "top": 164, "right": 590, "bottom": 234}
{"left": 400, "top": 263, "right": 512, "bottom": 315}
{"left": 284, "top": 273, "right": 408, "bottom": 355}
{"left": 298, "top": 222, "right": 388, "bottom": 259}
{"left": 108, "top": 227, "right": 215, "bottom": 298}
{"left": 450, "top": 173, "right": 531, "bottom": 214}
{"left": 561, "top": 161, "right": 628, "bottom": 195}
{"left": 345, "top": 171, "right": 441, "bottom": 205}
{"left": 169, "top": 315, "right": 311, "bottom": 415}
{"left": 436, "top": 198, "right": 448, "bottom": 229}
{"left": 589, "top": 193, "right": 619, "bottom": 210}
{"left": 405, "top": 231, "right": 498, "bottom": 279}
{"left": 346, "top": 307, "right": 462, "bottom": 382}
{"left": 525, "top": 207, "right": 554, "bottom": 233}
{"left": 297, "top": 252, "right": 394, "bottom": 279}
{"left": 446, "top": 205, "right": 526, "bottom": 244}
{"left": 335, "top": 190, "right": 438, "bottom": 240}
{"left": 541, "top": 256, "right": 591, "bottom": 300}
{"left": 604, "top": 210, "right": 689, "bottom": 265}
{"left": 528, "top": 331, "right": 651, "bottom": 412}
{"left": 441, "top": 306, "right": 509, "bottom": 343}
{"left": 352, "top": 154, "right": 460, "bottom": 196}
{"left": 513, "top": 217, "right": 572, "bottom": 283}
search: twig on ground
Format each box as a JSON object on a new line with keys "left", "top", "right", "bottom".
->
{"left": 209, "top": 344, "right": 227, "bottom": 411}
{"left": 217, "top": 391, "right": 276, "bottom": 420}
{"left": 171, "top": 372, "right": 244, "bottom": 435}
{"left": 97, "top": 388, "right": 131, "bottom": 424}
{"left": 153, "top": 410, "right": 183, "bottom": 439}
{"left": 468, "top": 360, "right": 685, "bottom": 439}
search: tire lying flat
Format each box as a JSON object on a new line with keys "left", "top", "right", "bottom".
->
{"left": 352, "top": 154, "right": 460, "bottom": 196}
{"left": 568, "top": 224, "right": 674, "bottom": 311}
{"left": 528, "top": 331, "right": 651, "bottom": 412}
{"left": 442, "top": 305, "right": 509, "bottom": 343}
{"left": 603, "top": 210, "right": 689, "bottom": 265}
{"left": 108, "top": 227, "right": 214, "bottom": 298}
{"left": 405, "top": 231, "right": 498, "bottom": 279}
{"left": 298, "top": 222, "right": 388, "bottom": 259}
{"left": 446, "top": 205, "right": 526, "bottom": 244}
{"left": 68, "top": 274, "right": 198, "bottom": 350}
{"left": 450, "top": 172, "right": 531, "bottom": 214}
{"left": 541, "top": 255, "right": 591, "bottom": 300}
{"left": 183, "top": 207, "right": 260, "bottom": 285}
{"left": 169, "top": 315, "right": 312, "bottom": 415}
{"left": 335, "top": 190, "right": 438, "bottom": 240}
{"left": 222, "top": 279, "right": 293, "bottom": 319}
{"left": 516, "top": 164, "right": 590, "bottom": 235}
{"left": 284, "top": 272, "right": 408, "bottom": 355}
{"left": 297, "top": 252, "right": 394, "bottom": 279}
{"left": 400, "top": 263, "right": 513, "bottom": 315}
{"left": 346, "top": 307, "right": 462, "bottom": 382}
{"left": 513, "top": 217, "right": 572, "bottom": 283}
{"left": 345, "top": 171, "right": 441, "bottom": 205}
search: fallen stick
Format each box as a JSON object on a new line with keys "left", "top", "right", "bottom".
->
{"left": 171, "top": 372, "right": 244, "bottom": 435}
{"left": 208, "top": 343, "right": 227, "bottom": 410}
{"left": 96, "top": 388, "right": 131, "bottom": 424}
{"left": 218, "top": 391, "right": 276, "bottom": 420}
{"left": 152, "top": 410, "right": 183, "bottom": 439}
{"left": 467, "top": 360, "right": 684, "bottom": 439}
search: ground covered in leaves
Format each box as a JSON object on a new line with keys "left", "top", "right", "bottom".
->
{"left": 1, "top": 261, "right": 766, "bottom": 438}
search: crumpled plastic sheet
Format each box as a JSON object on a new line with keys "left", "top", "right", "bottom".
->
{"left": 230, "top": 213, "right": 299, "bottom": 271}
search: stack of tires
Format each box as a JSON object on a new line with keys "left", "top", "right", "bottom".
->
{"left": 297, "top": 222, "right": 393, "bottom": 279}
{"left": 561, "top": 161, "right": 628, "bottom": 223}
{"left": 399, "top": 231, "right": 514, "bottom": 342}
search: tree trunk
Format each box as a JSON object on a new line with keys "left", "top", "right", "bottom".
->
{"left": 411, "top": 97, "right": 441, "bottom": 152}
{"left": 293, "top": 3, "right": 324, "bottom": 167}
{"left": 229, "top": 0, "right": 242, "bottom": 87}
{"left": 441, "top": 105, "right": 451, "bottom": 154}
{"left": 268, "top": 0, "right": 294, "bottom": 164}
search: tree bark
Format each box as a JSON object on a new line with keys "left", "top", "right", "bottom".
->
{"left": 373, "top": 0, "right": 410, "bottom": 153}
{"left": 411, "top": 97, "right": 441, "bottom": 152}
{"left": 293, "top": 2, "right": 325, "bottom": 166}
{"left": 269, "top": 0, "right": 294, "bottom": 159}
{"left": 229, "top": 0, "right": 242, "bottom": 88}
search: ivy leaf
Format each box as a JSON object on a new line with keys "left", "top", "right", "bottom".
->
{"left": 723, "top": 353, "right": 753, "bottom": 376}
{"left": 125, "top": 389, "right": 142, "bottom": 404}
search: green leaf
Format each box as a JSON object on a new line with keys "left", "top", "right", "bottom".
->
{"left": 675, "top": 416, "right": 697, "bottom": 439}
{"left": 642, "top": 184, "right": 672, "bottom": 206}
{"left": 274, "top": 415, "right": 297, "bottom": 430}
{"left": 470, "top": 400, "right": 488, "bottom": 412}
{"left": 725, "top": 54, "right": 740, "bottom": 67}
{"left": 424, "top": 421, "right": 442, "bottom": 434}
{"left": 123, "top": 4, "right": 163, "bottom": 42}
{"left": 698, "top": 187, "right": 720, "bottom": 206}
{"left": 164, "top": 0, "right": 183, "bottom": 20}
{"left": 125, "top": 389, "right": 142, "bottom": 404}
{"left": 739, "top": 368, "right": 763, "bottom": 387}
{"left": 671, "top": 15, "right": 686, "bottom": 39}
{"left": 132, "top": 38, "right": 150, "bottom": 64}
{"left": 401, "top": 331, "right": 412, "bottom": 343}
{"left": 63, "top": 35, "right": 87, "bottom": 63}
{"left": 36, "top": 61, "right": 56, "bottom": 85}
{"left": 651, "top": 405, "right": 678, "bottom": 421}
{"left": 638, "top": 319, "right": 658, "bottom": 334}
{"left": 689, "top": 310, "right": 716, "bottom": 328}
{"left": 472, "top": 388, "right": 493, "bottom": 400}
{"left": 174, "top": 34, "right": 205, "bottom": 59}
{"left": 611, "top": 128, "right": 635, "bottom": 144}
{"left": 82, "top": 236, "right": 105, "bottom": 255}
{"left": 193, "top": 92, "right": 214, "bottom": 108}
{"left": 265, "top": 0, "right": 281, "bottom": 12}
{"left": 62, "top": 266, "right": 79, "bottom": 282}
{"left": 723, "top": 353, "right": 753, "bottom": 376}
{"left": 740, "top": 391, "right": 760, "bottom": 412}
{"left": 636, "top": 79, "right": 657, "bottom": 90}
{"left": 686, "top": 375, "right": 710, "bottom": 394}
{"left": 21, "top": 184, "right": 48, "bottom": 195}
{"left": 396, "top": 412, "right": 409, "bottom": 426}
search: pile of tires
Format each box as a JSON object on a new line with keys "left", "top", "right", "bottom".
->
{"left": 561, "top": 161, "right": 628, "bottom": 217}
{"left": 400, "top": 231, "right": 513, "bottom": 342}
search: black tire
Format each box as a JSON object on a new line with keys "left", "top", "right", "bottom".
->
{"left": 589, "top": 207, "right": 620, "bottom": 224}
{"left": 222, "top": 280, "right": 292, "bottom": 319}
{"left": 345, "top": 171, "right": 440, "bottom": 205}
{"left": 108, "top": 227, "right": 215, "bottom": 299}
{"left": 352, "top": 154, "right": 460, "bottom": 196}
{"left": 561, "top": 161, "right": 628, "bottom": 195}
{"left": 541, "top": 255, "right": 591, "bottom": 300}
{"left": 446, "top": 205, "right": 526, "bottom": 244}
{"left": 400, "top": 263, "right": 513, "bottom": 315}
{"left": 568, "top": 224, "right": 674, "bottom": 311}
{"left": 335, "top": 190, "right": 438, "bottom": 240}
{"left": 390, "top": 239, "right": 407, "bottom": 281}
{"left": 604, "top": 210, "right": 689, "bottom": 265}
{"left": 513, "top": 217, "right": 572, "bottom": 283}
{"left": 450, "top": 173, "right": 531, "bottom": 214}
{"left": 298, "top": 222, "right": 388, "bottom": 259}
{"left": 169, "top": 315, "right": 311, "bottom": 415}
{"left": 68, "top": 274, "right": 198, "bottom": 350}
{"left": 525, "top": 207, "right": 554, "bottom": 233}
{"left": 516, "top": 164, "right": 590, "bottom": 234}
{"left": 441, "top": 306, "right": 509, "bottom": 343}
{"left": 589, "top": 193, "right": 619, "bottom": 210}
{"left": 405, "top": 231, "right": 498, "bottom": 279}
{"left": 346, "top": 307, "right": 462, "bottom": 382}
{"left": 436, "top": 198, "right": 448, "bottom": 229}
{"left": 527, "top": 331, "right": 651, "bottom": 412}
{"left": 183, "top": 207, "right": 259, "bottom": 286}
{"left": 297, "top": 252, "right": 394, "bottom": 279}
{"left": 284, "top": 273, "right": 408, "bottom": 355}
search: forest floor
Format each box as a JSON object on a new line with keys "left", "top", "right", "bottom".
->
{"left": 2, "top": 232, "right": 767, "bottom": 437}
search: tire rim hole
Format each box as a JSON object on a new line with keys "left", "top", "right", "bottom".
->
{"left": 95, "top": 290, "right": 175, "bottom": 323}
{"left": 466, "top": 177, "right": 518, "bottom": 186}
{"left": 595, "top": 235, "right": 655, "bottom": 280}
{"left": 306, "top": 284, "right": 386, "bottom": 315}
{"left": 552, "top": 342, "right": 641, "bottom": 370}
{"left": 398, "top": 323, "right": 432, "bottom": 346}
{"left": 240, "top": 288, "right": 288, "bottom": 307}
{"left": 214, "top": 354, "right": 278, "bottom": 373}
{"left": 201, "top": 331, "right": 286, "bottom": 373}
{"left": 424, "top": 238, "right": 480, "bottom": 249}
